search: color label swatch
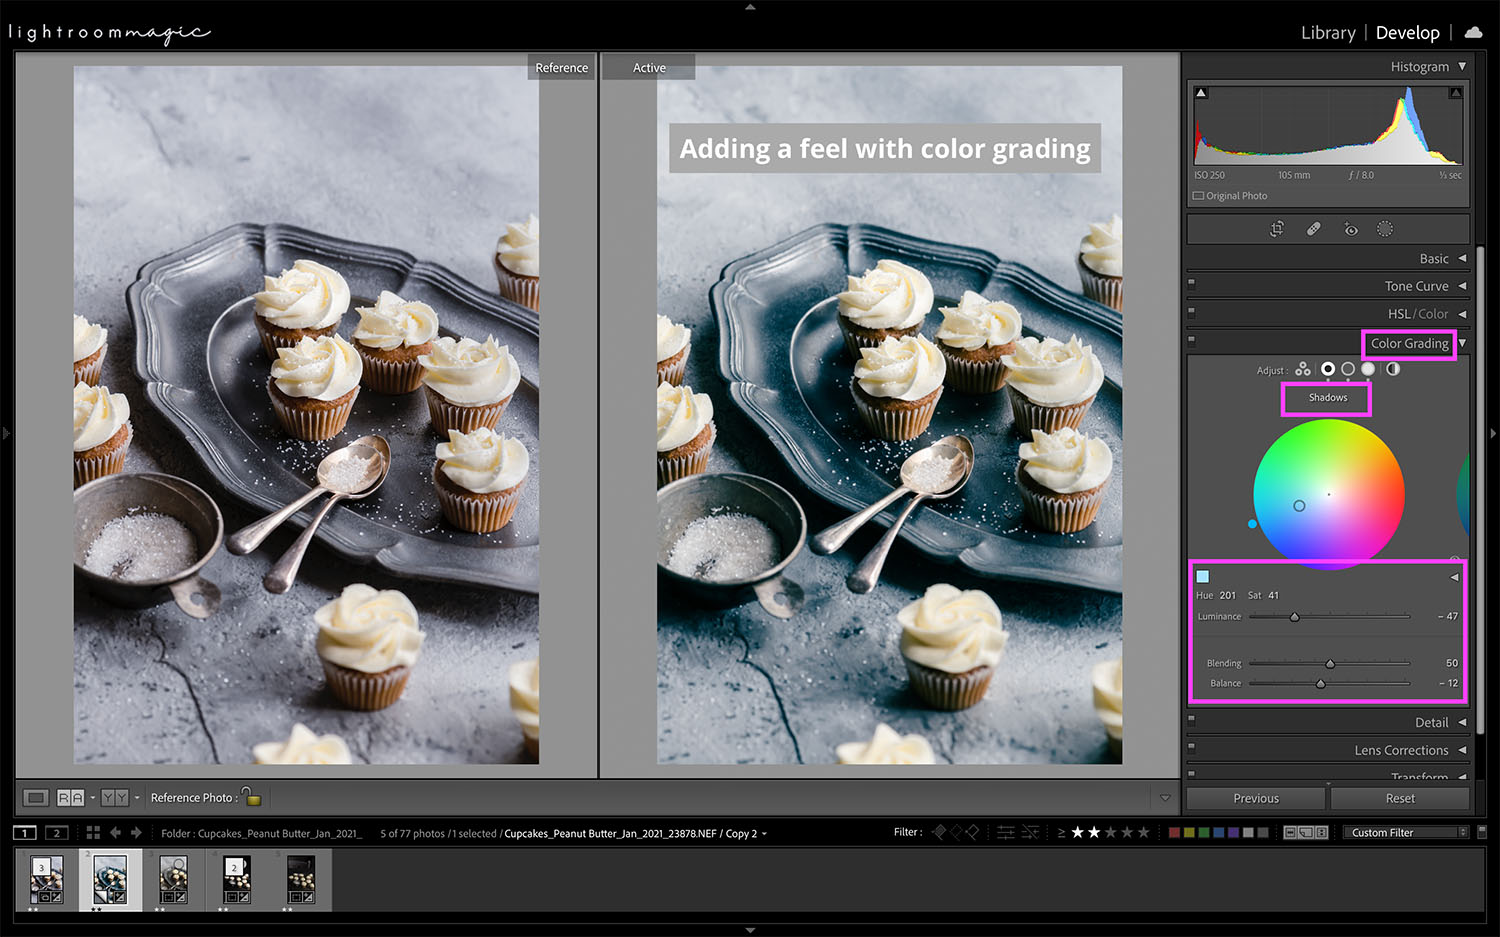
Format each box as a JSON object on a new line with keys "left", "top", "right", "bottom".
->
{"left": 1457, "top": 454, "right": 1470, "bottom": 536}
{"left": 1252, "top": 419, "right": 1404, "bottom": 569}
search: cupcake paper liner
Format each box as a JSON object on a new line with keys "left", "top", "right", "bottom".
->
{"left": 424, "top": 385, "right": 512, "bottom": 435}
{"left": 73, "top": 423, "right": 132, "bottom": 489}
{"left": 321, "top": 660, "right": 411, "bottom": 711}
{"left": 433, "top": 464, "right": 525, "bottom": 533}
{"left": 851, "top": 380, "right": 942, "bottom": 442}
{"left": 357, "top": 346, "right": 427, "bottom": 395}
{"left": 1016, "top": 463, "right": 1109, "bottom": 533}
{"left": 1006, "top": 386, "right": 1095, "bottom": 435}
{"left": 656, "top": 422, "right": 716, "bottom": 488}
{"left": 494, "top": 260, "right": 540, "bottom": 311}
{"left": 74, "top": 347, "right": 105, "bottom": 387}
{"left": 269, "top": 379, "right": 359, "bottom": 441}
{"left": 837, "top": 316, "right": 921, "bottom": 360}
{"left": 1077, "top": 255, "right": 1123, "bottom": 311}
{"left": 656, "top": 350, "right": 688, "bottom": 386}
{"left": 254, "top": 315, "right": 336, "bottom": 360}
{"left": 904, "top": 658, "right": 994, "bottom": 711}
{"left": 940, "top": 347, "right": 1008, "bottom": 394}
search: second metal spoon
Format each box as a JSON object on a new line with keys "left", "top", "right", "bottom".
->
{"left": 846, "top": 435, "right": 974, "bottom": 594}
{"left": 263, "top": 435, "right": 391, "bottom": 594}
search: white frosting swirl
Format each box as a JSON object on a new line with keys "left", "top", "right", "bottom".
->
{"left": 353, "top": 290, "right": 439, "bottom": 349}
{"left": 898, "top": 584, "right": 1009, "bottom": 674}
{"left": 1019, "top": 427, "right": 1113, "bottom": 494}
{"left": 253, "top": 259, "right": 350, "bottom": 330}
{"left": 436, "top": 427, "right": 529, "bottom": 494}
{"left": 315, "top": 583, "right": 425, "bottom": 674}
{"left": 1001, "top": 335, "right": 1104, "bottom": 406}
{"left": 836, "top": 724, "right": 935, "bottom": 765}
{"left": 935, "top": 291, "right": 1022, "bottom": 350}
{"left": 73, "top": 381, "right": 130, "bottom": 452}
{"left": 509, "top": 658, "right": 540, "bottom": 745}
{"left": 1079, "top": 214, "right": 1123, "bottom": 276}
{"left": 657, "top": 314, "right": 690, "bottom": 362}
{"left": 74, "top": 314, "right": 106, "bottom": 362}
{"left": 419, "top": 336, "right": 521, "bottom": 406}
{"left": 271, "top": 335, "right": 363, "bottom": 401}
{"left": 836, "top": 259, "right": 933, "bottom": 330}
{"left": 1092, "top": 658, "right": 1123, "bottom": 745}
{"left": 252, "top": 724, "right": 352, "bottom": 765}
{"left": 497, "top": 213, "right": 539, "bottom": 277}
{"left": 656, "top": 381, "right": 713, "bottom": 452}
{"left": 853, "top": 335, "right": 946, "bottom": 401}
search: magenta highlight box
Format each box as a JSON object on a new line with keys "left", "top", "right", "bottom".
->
{"left": 1279, "top": 381, "right": 1372, "bottom": 418}
{"left": 1186, "top": 558, "right": 1469, "bottom": 705}
{"left": 1360, "top": 328, "right": 1459, "bottom": 362}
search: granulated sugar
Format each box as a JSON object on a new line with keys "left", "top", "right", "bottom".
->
{"left": 908, "top": 453, "right": 960, "bottom": 492}
{"left": 83, "top": 512, "right": 198, "bottom": 582}
{"left": 324, "top": 453, "right": 376, "bottom": 492}
{"left": 666, "top": 513, "right": 778, "bottom": 582}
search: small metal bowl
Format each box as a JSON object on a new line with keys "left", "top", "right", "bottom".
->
{"left": 657, "top": 472, "right": 806, "bottom": 619}
{"left": 74, "top": 473, "right": 224, "bottom": 619}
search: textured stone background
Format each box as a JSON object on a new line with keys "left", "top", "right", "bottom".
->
{"left": 655, "top": 65, "right": 1125, "bottom": 765}
{"left": 73, "top": 66, "right": 539, "bottom": 765}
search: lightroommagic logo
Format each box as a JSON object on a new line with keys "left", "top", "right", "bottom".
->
{"left": 6, "top": 22, "right": 212, "bottom": 47}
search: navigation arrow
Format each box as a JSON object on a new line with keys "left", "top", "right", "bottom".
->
{"left": 1459, "top": 774, "right": 1468, "bottom": 780}
{"left": 1458, "top": 282, "right": 1468, "bottom": 290}
{"left": 109, "top": 827, "right": 121, "bottom": 839}
{"left": 1451, "top": 573, "right": 1461, "bottom": 581}
{"left": 131, "top": 827, "right": 143, "bottom": 839}
{"left": 1459, "top": 310, "right": 1468, "bottom": 318}
{"left": 1459, "top": 338, "right": 1467, "bottom": 347}
{"left": 1459, "top": 61, "right": 1467, "bottom": 69}
{"left": 1459, "top": 254, "right": 1467, "bottom": 262}
{"left": 1459, "top": 746, "right": 1468, "bottom": 754}
{"left": 1195, "top": 88, "right": 1207, "bottom": 98}
{"left": 1459, "top": 718, "right": 1467, "bottom": 726}
{"left": 746, "top": 929, "right": 756, "bottom": 934}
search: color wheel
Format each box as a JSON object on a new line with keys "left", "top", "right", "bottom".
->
{"left": 1457, "top": 454, "right": 1470, "bottom": 535}
{"left": 1252, "top": 419, "right": 1404, "bottom": 569}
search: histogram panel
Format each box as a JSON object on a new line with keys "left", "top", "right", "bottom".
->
{"left": 1194, "top": 86, "right": 1463, "bottom": 166}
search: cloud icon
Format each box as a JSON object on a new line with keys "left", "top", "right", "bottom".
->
{"left": 1465, "top": 26, "right": 1483, "bottom": 39}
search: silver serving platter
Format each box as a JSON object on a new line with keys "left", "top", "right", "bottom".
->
{"left": 129, "top": 223, "right": 540, "bottom": 592}
{"left": 713, "top": 223, "right": 1122, "bottom": 593}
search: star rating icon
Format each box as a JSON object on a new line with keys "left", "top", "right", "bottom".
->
{"left": 1072, "top": 826, "right": 1084, "bottom": 838}
{"left": 1139, "top": 827, "right": 1150, "bottom": 838}
{"left": 1088, "top": 826, "right": 1100, "bottom": 838}
{"left": 1104, "top": 827, "right": 1116, "bottom": 838}
{"left": 1121, "top": 827, "right": 1133, "bottom": 838}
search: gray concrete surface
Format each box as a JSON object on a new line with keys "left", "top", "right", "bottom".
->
{"left": 655, "top": 65, "right": 1125, "bottom": 764}
{"left": 73, "top": 65, "right": 539, "bottom": 764}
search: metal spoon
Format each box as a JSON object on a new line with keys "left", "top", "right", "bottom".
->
{"left": 228, "top": 435, "right": 392, "bottom": 555}
{"left": 846, "top": 435, "right": 974, "bottom": 594}
{"left": 812, "top": 434, "right": 974, "bottom": 555}
{"left": 262, "top": 435, "right": 391, "bottom": 594}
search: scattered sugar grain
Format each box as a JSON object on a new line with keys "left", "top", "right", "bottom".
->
{"left": 83, "top": 512, "right": 197, "bottom": 582}
{"left": 666, "top": 513, "right": 778, "bottom": 582}
{"left": 325, "top": 454, "right": 375, "bottom": 491}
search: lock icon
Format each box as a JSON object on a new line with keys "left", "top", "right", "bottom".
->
{"left": 241, "top": 785, "right": 261, "bottom": 807}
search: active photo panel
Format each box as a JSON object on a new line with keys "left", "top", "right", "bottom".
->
{"left": 655, "top": 64, "right": 1125, "bottom": 765}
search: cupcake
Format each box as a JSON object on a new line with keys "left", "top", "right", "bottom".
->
{"left": 656, "top": 381, "right": 715, "bottom": 487}
{"left": 1077, "top": 213, "right": 1123, "bottom": 310}
{"left": 934, "top": 291, "right": 1022, "bottom": 394}
{"left": 494, "top": 213, "right": 540, "bottom": 310}
{"left": 835, "top": 259, "right": 933, "bottom": 358}
{"left": 1002, "top": 335, "right": 1104, "bottom": 434}
{"left": 351, "top": 290, "right": 439, "bottom": 394}
{"left": 252, "top": 724, "right": 352, "bottom": 765}
{"left": 268, "top": 335, "right": 362, "bottom": 441}
{"left": 1015, "top": 426, "right": 1113, "bottom": 533}
{"left": 850, "top": 335, "right": 945, "bottom": 441}
{"left": 835, "top": 724, "right": 935, "bottom": 765}
{"left": 315, "top": 584, "right": 425, "bottom": 711}
{"left": 433, "top": 427, "right": 529, "bottom": 534}
{"left": 252, "top": 259, "right": 350, "bottom": 359}
{"left": 898, "top": 584, "right": 1009, "bottom": 710}
{"left": 656, "top": 314, "right": 690, "bottom": 386}
{"left": 509, "top": 658, "right": 540, "bottom": 760}
{"left": 73, "top": 381, "right": 132, "bottom": 488}
{"left": 73, "top": 314, "right": 107, "bottom": 386}
{"left": 1092, "top": 658, "right": 1123, "bottom": 757}
{"left": 419, "top": 335, "right": 521, "bottom": 435}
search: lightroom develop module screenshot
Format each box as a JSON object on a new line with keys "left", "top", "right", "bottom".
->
{"left": 3, "top": 1, "right": 1497, "bottom": 932}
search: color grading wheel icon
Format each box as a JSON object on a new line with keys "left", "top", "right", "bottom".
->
{"left": 1251, "top": 419, "right": 1404, "bottom": 569}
